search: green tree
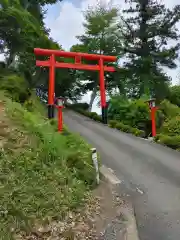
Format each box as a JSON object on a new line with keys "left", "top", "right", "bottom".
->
{"left": 72, "top": 3, "right": 124, "bottom": 111}
{"left": 0, "top": 0, "right": 64, "bottom": 91}
{"left": 167, "top": 85, "right": 180, "bottom": 107}
{"left": 0, "top": 0, "right": 42, "bottom": 66}
{"left": 121, "top": 0, "right": 180, "bottom": 99}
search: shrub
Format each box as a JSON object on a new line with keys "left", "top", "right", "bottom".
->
{"left": 115, "top": 122, "right": 127, "bottom": 131}
{"left": 119, "top": 123, "right": 131, "bottom": 132}
{"left": 159, "top": 99, "right": 180, "bottom": 119}
{"left": 91, "top": 114, "right": 102, "bottom": 122}
{"left": 108, "top": 97, "right": 154, "bottom": 136}
{"left": 154, "top": 134, "right": 180, "bottom": 150}
{"left": 161, "top": 117, "right": 180, "bottom": 136}
{"left": 90, "top": 111, "right": 98, "bottom": 117}
{"left": 89, "top": 112, "right": 99, "bottom": 120}
{"left": 83, "top": 111, "right": 92, "bottom": 117}
{"left": 131, "top": 128, "right": 145, "bottom": 137}
{"left": 0, "top": 74, "right": 30, "bottom": 103}
{"left": 109, "top": 120, "right": 145, "bottom": 137}
{"left": 108, "top": 97, "right": 150, "bottom": 127}
{"left": 69, "top": 102, "right": 89, "bottom": 111}
{"left": 76, "top": 108, "right": 85, "bottom": 115}
{"left": 75, "top": 109, "right": 102, "bottom": 122}
{"left": 24, "top": 99, "right": 34, "bottom": 112}
{"left": 127, "top": 99, "right": 150, "bottom": 128}
{"left": 109, "top": 120, "right": 118, "bottom": 128}
{"left": 167, "top": 85, "right": 180, "bottom": 107}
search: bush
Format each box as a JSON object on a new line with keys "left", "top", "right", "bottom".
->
{"left": 116, "top": 122, "right": 130, "bottom": 132}
{"left": 91, "top": 114, "right": 102, "bottom": 122}
{"left": 24, "top": 99, "right": 34, "bottom": 112}
{"left": 159, "top": 99, "right": 180, "bottom": 119}
{"left": 74, "top": 108, "right": 102, "bottom": 122}
{"left": 108, "top": 96, "right": 180, "bottom": 137}
{"left": 76, "top": 108, "right": 86, "bottom": 115}
{"left": 154, "top": 134, "right": 180, "bottom": 150}
{"left": 108, "top": 119, "right": 145, "bottom": 137}
{"left": 108, "top": 97, "right": 150, "bottom": 127}
{"left": 108, "top": 97, "right": 155, "bottom": 136}
{"left": 69, "top": 102, "right": 89, "bottom": 111}
{"left": 109, "top": 120, "right": 117, "bottom": 128}
{"left": 131, "top": 128, "right": 145, "bottom": 137}
{"left": 88, "top": 112, "right": 100, "bottom": 121}
{"left": 0, "top": 74, "right": 30, "bottom": 103}
{"left": 167, "top": 85, "right": 180, "bottom": 107}
{"left": 161, "top": 117, "right": 180, "bottom": 136}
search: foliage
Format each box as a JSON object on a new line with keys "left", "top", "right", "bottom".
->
{"left": 167, "top": 85, "right": 180, "bottom": 107}
{"left": 23, "top": 91, "right": 47, "bottom": 115}
{"left": 76, "top": 109, "right": 102, "bottom": 122}
{"left": 0, "top": 73, "right": 30, "bottom": 103}
{"left": 154, "top": 134, "right": 180, "bottom": 150}
{"left": 159, "top": 99, "right": 180, "bottom": 119}
{"left": 71, "top": 3, "right": 124, "bottom": 109}
{"left": 68, "top": 102, "right": 90, "bottom": 111}
{"left": 108, "top": 96, "right": 151, "bottom": 133}
{"left": 108, "top": 120, "right": 145, "bottom": 137}
{"left": 120, "top": 0, "right": 180, "bottom": 99}
{"left": 0, "top": 94, "right": 96, "bottom": 237}
{"left": 0, "top": 0, "right": 66, "bottom": 93}
{"left": 161, "top": 117, "right": 180, "bottom": 136}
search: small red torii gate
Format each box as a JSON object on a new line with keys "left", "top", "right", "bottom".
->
{"left": 34, "top": 48, "right": 117, "bottom": 124}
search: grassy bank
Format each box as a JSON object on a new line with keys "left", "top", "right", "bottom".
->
{"left": 0, "top": 92, "right": 96, "bottom": 239}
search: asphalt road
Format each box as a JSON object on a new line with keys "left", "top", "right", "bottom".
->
{"left": 63, "top": 110, "right": 180, "bottom": 240}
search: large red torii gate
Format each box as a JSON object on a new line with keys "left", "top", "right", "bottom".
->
{"left": 34, "top": 48, "right": 117, "bottom": 124}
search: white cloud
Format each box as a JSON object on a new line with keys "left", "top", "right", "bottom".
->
{"left": 0, "top": 54, "right": 5, "bottom": 61}
{"left": 45, "top": 0, "right": 180, "bottom": 112}
{"left": 45, "top": 0, "right": 120, "bottom": 50}
{"left": 45, "top": 0, "right": 180, "bottom": 50}
{"left": 45, "top": 1, "right": 84, "bottom": 49}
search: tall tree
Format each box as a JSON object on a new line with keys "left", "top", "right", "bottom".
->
{"left": 121, "top": 0, "right": 180, "bottom": 99}
{"left": 0, "top": 0, "right": 64, "bottom": 90}
{"left": 0, "top": 0, "right": 62, "bottom": 67}
{"left": 73, "top": 3, "right": 123, "bottom": 111}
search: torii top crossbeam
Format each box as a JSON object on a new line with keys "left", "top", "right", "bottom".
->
{"left": 34, "top": 48, "right": 116, "bottom": 62}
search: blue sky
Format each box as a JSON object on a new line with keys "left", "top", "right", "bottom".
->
{"left": 43, "top": 0, "right": 180, "bottom": 112}
{"left": 44, "top": 0, "right": 180, "bottom": 81}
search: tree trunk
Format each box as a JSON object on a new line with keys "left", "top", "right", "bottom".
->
{"left": 88, "top": 87, "right": 97, "bottom": 112}
{"left": 7, "top": 51, "right": 16, "bottom": 67}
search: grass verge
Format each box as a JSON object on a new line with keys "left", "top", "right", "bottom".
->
{"left": 0, "top": 93, "right": 97, "bottom": 239}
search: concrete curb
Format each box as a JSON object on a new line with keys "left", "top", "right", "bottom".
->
{"left": 121, "top": 202, "right": 139, "bottom": 240}
{"left": 100, "top": 165, "right": 122, "bottom": 185}
{"left": 100, "top": 165, "right": 140, "bottom": 240}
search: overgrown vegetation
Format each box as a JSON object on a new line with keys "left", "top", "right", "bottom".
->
{"left": 0, "top": 93, "right": 96, "bottom": 239}
{"left": 1, "top": 1, "right": 180, "bottom": 236}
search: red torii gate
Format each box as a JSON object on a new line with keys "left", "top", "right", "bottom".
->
{"left": 34, "top": 48, "right": 117, "bottom": 124}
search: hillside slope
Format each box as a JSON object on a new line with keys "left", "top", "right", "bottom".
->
{"left": 0, "top": 92, "right": 96, "bottom": 239}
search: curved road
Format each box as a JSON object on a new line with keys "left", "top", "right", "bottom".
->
{"left": 64, "top": 110, "right": 180, "bottom": 240}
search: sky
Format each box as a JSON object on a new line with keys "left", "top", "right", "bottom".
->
{"left": 1, "top": 0, "right": 180, "bottom": 113}
{"left": 44, "top": 0, "right": 180, "bottom": 113}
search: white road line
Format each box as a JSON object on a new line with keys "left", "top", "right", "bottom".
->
{"left": 136, "top": 187, "right": 144, "bottom": 195}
